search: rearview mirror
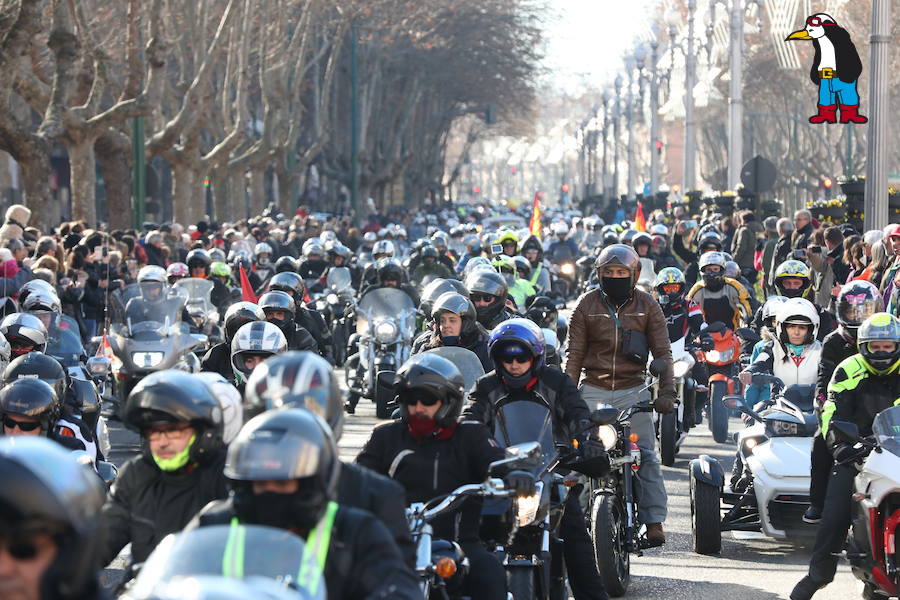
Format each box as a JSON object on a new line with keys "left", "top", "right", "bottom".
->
{"left": 722, "top": 395, "right": 745, "bottom": 411}
{"left": 648, "top": 358, "right": 668, "bottom": 378}
{"left": 736, "top": 327, "right": 761, "bottom": 344}
{"left": 86, "top": 356, "right": 111, "bottom": 378}
{"left": 590, "top": 406, "right": 619, "bottom": 426}
{"left": 489, "top": 441, "right": 542, "bottom": 474}
{"left": 830, "top": 421, "right": 861, "bottom": 443}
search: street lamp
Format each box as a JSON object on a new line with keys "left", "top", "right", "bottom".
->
{"left": 600, "top": 89, "right": 611, "bottom": 201}
{"left": 634, "top": 34, "right": 663, "bottom": 198}
{"left": 613, "top": 74, "right": 623, "bottom": 201}
{"left": 665, "top": 0, "right": 701, "bottom": 192}
{"left": 865, "top": 0, "right": 889, "bottom": 231}
{"left": 625, "top": 54, "right": 637, "bottom": 202}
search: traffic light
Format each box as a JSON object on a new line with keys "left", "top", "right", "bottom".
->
{"left": 821, "top": 176, "right": 833, "bottom": 199}
{"left": 561, "top": 184, "right": 570, "bottom": 194}
{"left": 655, "top": 140, "right": 664, "bottom": 155}
{"left": 472, "top": 186, "right": 481, "bottom": 194}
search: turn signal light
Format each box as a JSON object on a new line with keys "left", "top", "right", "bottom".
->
{"left": 629, "top": 433, "right": 640, "bottom": 443}
{"left": 435, "top": 557, "right": 457, "bottom": 579}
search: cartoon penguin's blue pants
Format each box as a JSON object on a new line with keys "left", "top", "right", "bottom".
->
{"left": 818, "top": 78, "right": 860, "bottom": 106}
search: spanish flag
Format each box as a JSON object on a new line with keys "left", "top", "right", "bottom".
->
{"left": 634, "top": 201, "right": 647, "bottom": 232}
{"left": 529, "top": 193, "right": 542, "bottom": 238}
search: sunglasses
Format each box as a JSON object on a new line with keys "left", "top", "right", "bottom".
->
{"left": 470, "top": 294, "right": 496, "bottom": 303}
{"left": 2, "top": 416, "right": 41, "bottom": 432}
{"left": 399, "top": 393, "right": 440, "bottom": 407}
{"left": 662, "top": 284, "right": 682, "bottom": 294}
{"left": 805, "top": 16, "right": 834, "bottom": 27}
{"left": 2, "top": 538, "right": 41, "bottom": 560}
{"left": 500, "top": 355, "right": 531, "bottom": 365}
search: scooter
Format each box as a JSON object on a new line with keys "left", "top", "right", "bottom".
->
{"left": 830, "top": 406, "right": 900, "bottom": 599}
{"left": 689, "top": 374, "right": 817, "bottom": 554}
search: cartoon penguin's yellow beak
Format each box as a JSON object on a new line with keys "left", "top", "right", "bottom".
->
{"left": 785, "top": 29, "right": 813, "bottom": 41}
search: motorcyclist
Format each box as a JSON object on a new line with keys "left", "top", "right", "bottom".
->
{"left": 0, "top": 312, "right": 49, "bottom": 359}
{"left": 655, "top": 267, "right": 704, "bottom": 343}
{"left": 456, "top": 234, "right": 484, "bottom": 275}
{"left": 430, "top": 231, "right": 457, "bottom": 270}
{"left": 200, "top": 301, "right": 265, "bottom": 381}
{"left": 253, "top": 241, "right": 275, "bottom": 284}
{"left": 361, "top": 240, "right": 396, "bottom": 287}
{"left": 21, "top": 289, "right": 82, "bottom": 356}
{"left": 686, "top": 251, "right": 752, "bottom": 330}
{"left": 297, "top": 239, "right": 329, "bottom": 292}
{"left": 359, "top": 258, "right": 419, "bottom": 306}
{"left": 545, "top": 222, "right": 579, "bottom": 265}
{"left": 208, "top": 261, "right": 238, "bottom": 308}
{"left": 465, "top": 269, "right": 514, "bottom": 330}
{"left": 244, "top": 350, "right": 415, "bottom": 565}
{"left": 464, "top": 319, "right": 611, "bottom": 600}
{"left": 496, "top": 230, "right": 519, "bottom": 258}
{"left": 166, "top": 262, "right": 189, "bottom": 285}
{"left": 791, "top": 312, "right": 900, "bottom": 600}
{"left": 412, "top": 291, "right": 491, "bottom": 371}
{"left": 0, "top": 377, "right": 85, "bottom": 449}
{"left": 566, "top": 243, "right": 675, "bottom": 545}
{"left": 0, "top": 436, "right": 107, "bottom": 600}
{"left": 101, "top": 371, "right": 228, "bottom": 567}
{"left": 274, "top": 254, "right": 298, "bottom": 274}
{"left": 358, "top": 353, "right": 534, "bottom": 600}
{"left": 519, "top": 234, "right": 551, "bottom": 293}
{"left": 325, "top": 242, "right": 360, "bottom": 289}
{"left": 258, "top": 290, "right": 319, "bottom": 354}
{"left": 674, "top": 227, "right": 724, "bottom": 286}
{"left": 229, "top": 320, "right": 288, "bottom": 392}
{"left": 649, "top": 225, "right": 679, "bottom": 271}
{"left": 802, "top": 281, "right": 877, "bottom": 525}
{"left": 492, "top": 255, "right": 535, "bottom": 310}
{"left": 770, "top": 259, "right": 835, "bottom": 341}
{"left": 189, "top": 408, "right": 420, "bottom": 599}
{"left": 268, "top": 271, "right": 333, "bottom": 361}
{"left": 725, "top": 259, "right": 761, "bottom": 315}
{"left": 125, "top": 265, "right": 184, "bottom": 325}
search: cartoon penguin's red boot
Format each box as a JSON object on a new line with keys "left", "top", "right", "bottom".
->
{"left": 839, "top": 105, "right": 868, "bottom": 124}
{"left": 808, "top": 104, "right": 837, "bottom": 124}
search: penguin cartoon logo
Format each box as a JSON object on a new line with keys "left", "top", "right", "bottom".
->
{"left": 786, "top": 13, "right": 867, "bottom": 125}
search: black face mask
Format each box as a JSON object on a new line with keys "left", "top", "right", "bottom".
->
{"left": 441, "top": 334, "right": 460, "bottom": 346}
{"left": 702, "top": 273, "right": 724, "bottom": 291}
{"left": 250, "top": 491, "right": 323, "bottom": 532}
{"left": 602, "top": 277, "right": 633, "bottom": 304}
{"left": 780, "top": 287, "right": 803, "bottom": 299}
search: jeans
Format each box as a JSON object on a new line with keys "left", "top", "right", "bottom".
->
{"left": 818, "top": 77, "right": 860, "bottom": 106}
{"left": 580, "top": 384, "right": 668, "bottom": 524}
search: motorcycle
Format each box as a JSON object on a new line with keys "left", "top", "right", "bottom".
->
{"left": 406, "top": 442, "right": 539, "bottom": 599}
{"left": 317, "top": 268, "right": 356, "bottom": 367}
{"left": 689, "top": 375, "right": 817, "bottom": 555}
{"left": 346, "top": 288, "right": 417, "bottom": 419}
{"left": 830, "top": 406, "right": 900, "bottom": 599}
{"left": 695, "top": 321, "right": 742, "bottom": 443}
{"left": 173, "top": 278, "right": 224, "bottom": 349}
{"left": 108, "top": 284, "right": 208, "bottom": 403}
{"left": 651, "top": 337, "right": 698, "bottom": 467}
{"left": 121, "top": 524, "right": 325, "bottom": 599}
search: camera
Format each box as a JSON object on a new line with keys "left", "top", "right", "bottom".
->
{"left": 791, "top": 248, "right": 807, "bottom": 261}
{"left": 808, "top": 245, "right": 823, "bottom": 254}
{"left": 490, "top": 244, "right": 503, "bottom": 256}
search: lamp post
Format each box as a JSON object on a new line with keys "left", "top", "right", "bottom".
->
{"left": 601, "top": 90, "right": 611, "bottom": 201}
{"left": 613, "top": 74, "right": 623, "bottom": 201}
{"left": 625, "top": 55, "right": 637, "bottom": 201}
{"left": 666, "top": 0, "right": 703, "bottom": 192}
{"left": 865, "top": 0, "right": 889, "bottom": 231}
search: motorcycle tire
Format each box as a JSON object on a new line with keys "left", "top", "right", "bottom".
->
{"left": 591, "top": 493, "right": 630, "bottom": 597}
{"left": 507, "top": 566, "right": 538, "bottom": 600}
{"left": 331, "top": 323, "right": 347, "bottom": 366}
{"left": 374, "top": 371, "right": 393, "bottom": 419}
{"left": 708, "top": 381, "right": 730, "bottom": 444}
{"left": 690, "top": 469, "right": 722, "bottom": 555}
{"left": 659, "top": 411, "right": 678, "bottom": 467}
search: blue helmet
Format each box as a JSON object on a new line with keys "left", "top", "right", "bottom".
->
{"left": 488, "top": 318, "right": 546, "bottom": 372}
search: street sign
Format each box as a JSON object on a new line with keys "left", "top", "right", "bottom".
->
{"left": 740, "top": 155, "right": 777, "bottom": 195}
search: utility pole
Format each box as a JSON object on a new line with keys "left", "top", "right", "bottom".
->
{"left": 350, "top": 22, "right": 359, "bottom": 224}
{"left": 625, "top": 55, "right": 636, "bottom": 201}
{"left": 727, "top": 0, "right": 744, "bottom": 190}
{"left": 648, "top": 39, "right": 661, "bottom": 197}
{"left": 613, "top": 75, "right": 622, "bottom": 201}
{"left": 684, "top": 0, "right": 697, "bottom": 190}
{"left": 601, "top": 90, "right": 610, "bottom": 201}
{"left": 865, "top": 0, "right": 889, "bottom": 231}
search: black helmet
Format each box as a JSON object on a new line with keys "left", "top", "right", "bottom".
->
{"left": 394, "top": 353, "right": 465, "bottom": 428}
{"left": 3, "top": 352, "right": 68, "bottom": 404}
{"left": 0, "top": 437, "right": 106, "bottom": 600}
{"left": 525, "top": 295, "right": 558, "bottom": 330}
{"left": 464, "top": 270, "right": 508, "bottom": 324}
{"left": 186, "top": 249, "right": 212, "bottom": 273}
{"left": 258, "top": 291, "right": 296, "bottom": 333}
{"left": 124, "top": 370, "right": 225, "bottom": 466}
{"left": 0, "top": 313, "right": 49, "bottom": 357}
{"left": 0, "top": 379, "right": 60, "bottom": 435}
{"left": 421, "top": 246, "right": 439, "bottom": 261}
{"left": 697, "top": 231, "right": 724, "bottom": 252}
{"left": 431, "top": 292, "right": 478, "bottom": 339}
{"left": 377, "top": 258, "right": 404, "bottom": 284}
{"left": 223, "top": 301, "right": 266, "bottom": 344}
{"left": 268, "top": 272, "right": 306, "bottom": 311}
{"left": 593, "top": 244, "right": 641, "bottom": 284}
{"left": 274, "top": 255, "right": 298, "bottom": 274}
{"left": 226, "top": 408, "right": 340, "bottom": 531}
{"left": 244, "top": 351, "right": 344, "bottom": 440}
{"left": 512, "top": 255, "right": 532, "bottom": 280}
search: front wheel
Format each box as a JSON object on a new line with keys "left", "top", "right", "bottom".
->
{"left": 507, "top": 566, "right": 538, "bottom": 600}
{"left": 659, "top": 411, "right": 678, "bottom": 467}
{"left": 708, "top": 381, "right": 730, "bottom": 444}
{"left": 591, "top": 493, "right": 630, "bottom": 597}
{"left": 690, "top": 470, "right": 722, "bottom": 554}
{"left": 374, "top": 370, "right": 394, "bottom": 419}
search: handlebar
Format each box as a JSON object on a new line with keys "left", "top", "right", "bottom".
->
{"left": 418, "top": 478, "right": 511, "bottom": 522}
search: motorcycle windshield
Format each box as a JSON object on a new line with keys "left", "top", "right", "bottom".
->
{"left": 173, "top": 278, "right": 216, "bottom": 315}
{"left": 423, "top": 347, "right": 485, "bottom": 392}
{"left": 326, "top": 268, "right": 352, "bottom": 293}
{"left": 873, "top": 405, "right": 900, "bottom": 457}
{"left": 115, "top": 284, "right": 189, "bottom": 339}
{"left": 129, "top": 525, "right": 325, "bottom": 600}
{"left": 492, "top": 400, "right": 556, "bottom": 470}
{"left": 357, "top": 288, "right": 416, "bottom": 336}
{"left": 43, "top": 314, "right": 85, "bottom": 363}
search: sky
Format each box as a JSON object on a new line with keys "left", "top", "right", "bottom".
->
{"left": 543, "top": 0, "right": 659, "bottom": 92}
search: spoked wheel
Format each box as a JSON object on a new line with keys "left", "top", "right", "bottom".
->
{"left": 659, "top": 411, "right": 678, "bottom": 466}
{"left": 708, "top": 381, "right": 730, "bottom": 444}
{"left": 591, "top": 493, "right": 630, "bottom": 597}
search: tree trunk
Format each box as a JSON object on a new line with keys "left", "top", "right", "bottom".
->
{"left": 18, "top": 151, "right": 54, "bottom": 231}
{"left": 67, "top": 138, "right": 98, "bottom": 226}
{"left": 249, "top": 167, "right": 265, "bottom": 218}
{"left": 211, "top": 167, "right": 230, "bottom": 222}
{"left": 172, "top": 163, "right": 195, "bottom": 225}
{"left": 95, "top": 132, "right": 133, "bottom": 230}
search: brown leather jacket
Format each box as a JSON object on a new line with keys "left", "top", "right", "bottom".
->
{"left": 565, "top": 287, "right": 675, "bottom": 396}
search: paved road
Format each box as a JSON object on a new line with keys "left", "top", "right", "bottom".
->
{"left": 104, "top": 366, "right": 862, "bottom": 599}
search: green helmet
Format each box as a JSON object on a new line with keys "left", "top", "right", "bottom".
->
{"left": 857, "top": 312, "right": 900, "bottom": 375}
{"left": 210, "top": 261, "right": 231, "bottom": 279}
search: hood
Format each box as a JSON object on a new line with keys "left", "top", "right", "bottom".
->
{"left": 520, "top": 235, "right": 544, "bottom": 260}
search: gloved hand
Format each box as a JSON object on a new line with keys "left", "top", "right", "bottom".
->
{"left": 581, "top": 438, "right": 608, "bottom": 460}
{"left": 699, "top": 333, "right": 715, "bottom": 351}
{"left": 833, "top": 443, "right": 864, "bottom": 464}
{"left": 654, "top": 393, "right": 676, "bottom": 414}
{"left": 504, "top": 470, "right": 536, "bottom": 497}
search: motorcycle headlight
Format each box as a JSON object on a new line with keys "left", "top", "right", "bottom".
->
{"left": 131, "top": 351, "right": 164, "bottom": 368}
{"left": 374, "top": 320, "right": 398, "bottom": 343}
{"left": 327, "top": 293, "right": 339, "bottom": 305}
{"left": 767, "top": 419, "right": 799, "bottom": 437}
{"left": 561, "top": 263, "right": 575, "bottom": 276}
{"left": 706, "top": 348, "right": 733, "bottom": 363}
{"left": 596, "top": 424, "right": 618, "bottom": 451}
{"left": 673, "top": 357, "right": 694, "bottom": 379}
{"left": 515, "top": 481, "right": 543, "bottom": 527}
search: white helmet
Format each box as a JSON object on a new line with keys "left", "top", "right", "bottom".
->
{"left": 372, "top": 240, "right": 395, "bottom": 257}
{"left": 137, "top": 265, "right": 166, "bottom": 284}
{"left": 254, "top": 242, "right": 273, "bottom": 257}
{"left": 195, "top": 372, "right": 243, "bottom": 444}
{"left": 761, "top": 295, "right": 789, "bottom": 322}
{"left": 0, "top": 331, "right": 10, "bottom": 374}
{"left": 775, "top": 297, "right": 820, "bottom": 346}
{"left": 230, "top": 321, "right": 288, "bottom": 381}
{"left": 551, "top": 222, "right": 569, "bottom": 236}
{"left": 650, "top": 223, "right": 669, "bottom": 236}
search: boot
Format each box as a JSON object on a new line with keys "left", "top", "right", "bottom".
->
{"left": 790, "top": 575, "right": 824, "bottom": 600}
{"left": 645, "top": 522, "right": 666, "bottom": 545}
{"left": 839, "top": 104, "right": 868, "bottom": 124}
{"left": 808, "top": 104, "right": 837, "bottom": 124}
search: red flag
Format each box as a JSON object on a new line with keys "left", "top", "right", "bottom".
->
{"left": 528, "top": 193, "right": 542, "bottom": 238}
{"left": 239, "top": 265, "right": 258, "bottom": 303}
{"left": 634, "top": 201, "right": 647, "bottom": 232}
